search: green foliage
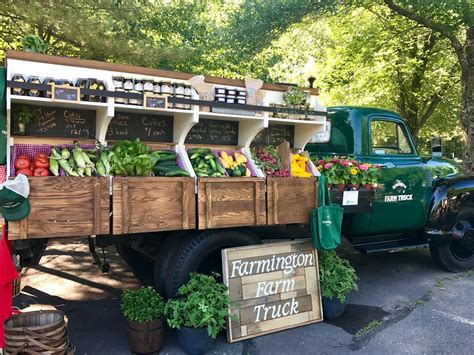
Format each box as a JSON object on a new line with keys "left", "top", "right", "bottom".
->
{"left": 319, "top": 251, "right": 358, "bottom": 303}
{"left": 165, "top": 273, "right": 232, "bottom": 339}
{"left": 283, "top": 87, "right": 309, "bottom": 105}
{"left": 121, "top": 287, "right": 166, "bottom": 323}
{"left": 22, "top": 35, "right": 49, "bottom": 53}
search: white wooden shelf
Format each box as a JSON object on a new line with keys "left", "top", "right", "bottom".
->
{"left": 8, "top": 95, "right": 109, "bottom": 110}
{"left": 199, "top": 111, "right": 265, "bottom": 122}
{"left": 114, "top": 104, "right": 194, "bottom": 117}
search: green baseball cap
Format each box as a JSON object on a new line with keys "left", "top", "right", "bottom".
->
{"left": 0, "top": 174, "right": 30, "bottom": 221}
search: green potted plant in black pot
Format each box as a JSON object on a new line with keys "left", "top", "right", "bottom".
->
{"left": 165, "top": 273, "right": 232, "bottom": 355}
{"left": 121, "top": 286, "right": 166, "bottom": 354}
{"left": 319, "top": 250, "right": 358, "bottom": 320}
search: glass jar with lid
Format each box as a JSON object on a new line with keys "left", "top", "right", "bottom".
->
{"left": 143, "top": 79, "right": 154, "bottom": 93}
{"left": 11, "top": 74, "right": 26, "bottom": 96}
{"left": 153, "top": 81, "right": 161, "bottom": 95}
{"left": 123, "top": 77, "right": 134, "bottom": 91}
{"left": 42, "top": 77, "right": 55, "bottom": 98}
{"left": 27, "top": 76, "right": 41, "bottom": 97}
{"left": 112, "top": 76, "right": 123, "bottom": 89}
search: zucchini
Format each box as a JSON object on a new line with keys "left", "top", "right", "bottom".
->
{"left": 166, "top": 169, "right": 190, "bottom": 177}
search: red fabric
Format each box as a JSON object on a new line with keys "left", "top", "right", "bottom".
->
{"left": 0, "top": 165, "right": 5, "bottom": 183}
{"left": 0, "top": 225, "right": 18, "bottom": 348}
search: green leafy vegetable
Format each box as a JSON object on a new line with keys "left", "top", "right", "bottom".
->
{"left": 108, "top": 139, "right": 160, "bottom": 176}
{"left": 319, "top": 251, "right": 358, "bottom": 303}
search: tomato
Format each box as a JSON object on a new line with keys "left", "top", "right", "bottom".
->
{"left": 15, "top": 157, "right": 30, "bottom": 170}
{"left": 34, "top": 153, "right": 48, "bottom": 161}
{"left": 34, "top": 159, "right": 49, "bottom": 169}
{"left": 33, "top": 167, "right": 49, "bottom": 177}
{"left": 18, "top": 155, "right": 30, "bottom": 160}
{"left": 16, "top": 168, "right": 32, "bottom": 176}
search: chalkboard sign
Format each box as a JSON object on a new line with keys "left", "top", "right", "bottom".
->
{"left": 185, "top": 119, "right": 239, "bottom": 146}
{"left": 106, "top": 111, "right": 173, "bottom": 142}
{"left": 11, "top": 104, "right": 95, "bottom": 138}
{"left": 269, "top": 125, "right": 294, "bottom": 147}
{"left": 52, "top": 84, "right": 80, "bottom": 102}
{"left": 250, "top": 125, "right": 294, "bottom": 148}
{"left": 144, "top": 93, "right": 167, "bottom": 110}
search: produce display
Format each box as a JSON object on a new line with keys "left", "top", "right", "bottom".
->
{"left": 218, "top": 151, "right": 251, "bottom": 177}
{"left": 251, "top": 146, "right": 290, "bottom": 177}
{"left": 291, "top": 154, "right": 312, "bottom": 177}
{"left": 14, "top": 153, "right": 50, "bottom": 176}
{"left": 188, "top": 148, "right": 226, "bottom": 177}
{"left": 152, "top": 151, "right": 190, "bottom": 177}
{"left": 49, "top": 143, "right": 110, "bottom": 177}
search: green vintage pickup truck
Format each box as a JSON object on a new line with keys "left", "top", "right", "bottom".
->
{"left": 306, "top": 106, "right": 474, "bottom": 273}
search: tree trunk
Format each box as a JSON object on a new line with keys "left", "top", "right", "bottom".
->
{"left": 461, "top": 28, "right": 474, "bottom": 174}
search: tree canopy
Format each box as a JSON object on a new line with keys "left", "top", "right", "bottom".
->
{"left": 0, "top": 0, "right": 469, "bottom": 158}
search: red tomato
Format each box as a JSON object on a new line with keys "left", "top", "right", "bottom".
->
{"left": 15, "top": 157, "right": 30, "bottom": 170}
{"left": 34, "top": 159, "right": 49, "bottom": 169}
{"left": 17, "top": 155, "right": 30, "bottom": 160}
{"left": 34, "top": 153, "right": 48, "bottom": 161}
{"left": 16, "top": 168, "right": 32, "bottom": 176}
{"left": 33, "top": 167, "right": 49, "bottom": 177}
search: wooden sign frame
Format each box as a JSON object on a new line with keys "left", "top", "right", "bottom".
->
{"left": 51, "top": 83, "right": 80, "bottom": 102}
{"left": 222, "top": 239, "right": 323, "bottom": 343}
{"left": 143, "top": 93, "right": 168, "bottom": 110}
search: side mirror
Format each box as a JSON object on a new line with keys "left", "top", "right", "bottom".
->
{"left": 431, "top": 137, "right": 442, "bottom": 158}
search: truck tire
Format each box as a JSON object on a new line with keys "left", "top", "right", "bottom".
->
{"left": 153, "top": 231, "right": 198, "bottom": 297}
{"left": 164, "top": 229, "right": 261, "bottom": 298}
{"left": 430, "top": 210, "right": 474, "bottom": 272}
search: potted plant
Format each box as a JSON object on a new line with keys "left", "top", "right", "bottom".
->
{"left": 121, "top": 286, "right": 166, "bottom": 354}
{"left": 319, "top": 250, "right": 358, "bottom": 320}
{"left": 283, "top": 86, "right": 309, "bottom": 119}
{"left": 14, "top": 106, "right": 34, "bottom": 135}
{"left": 165, "top": 273, "right": 233, "bottom": 355}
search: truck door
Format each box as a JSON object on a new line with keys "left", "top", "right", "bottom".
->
{"left": 348, "top": 116, "right": 432, "bottom": 237}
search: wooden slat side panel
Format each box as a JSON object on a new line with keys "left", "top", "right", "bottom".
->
{"left": 9, "top": 177, "right": 110, "bottom": 240}
{"left": 113, "top": 177, "right": 196, "bottom": 235}
{"left": 197, "top": 178, "right": 266, "bottom": 229}
{"left": 266, "top": 177, "right": 318, "bottom": 225}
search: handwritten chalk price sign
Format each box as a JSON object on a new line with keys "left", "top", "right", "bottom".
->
{"left": 51, "top": 84, "right": 80, "bottom": 102}
{"left": 144, "top": 93, "right": 168, "bottom": 110}
{"left": 222, "top": 240, "right": 323, "bottom": 342}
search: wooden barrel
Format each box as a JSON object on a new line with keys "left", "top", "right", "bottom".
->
{"left": 11, "top": 272, "right": 22, "bottom": 298}
{"left": 4, "top": 310, "right": 72, "bottom": 355}
{"left": 128, "top": 318, "right": 164, "bottom": 354}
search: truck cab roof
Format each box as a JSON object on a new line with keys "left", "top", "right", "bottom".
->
{"left": 307, "top": 106, "right": 410, "bottom": 157}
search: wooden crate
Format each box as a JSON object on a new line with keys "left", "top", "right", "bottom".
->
{"left": 8, "top": 177, "right": 109, "bottom": 240}
{"left": 113, "top": 177, "right": 195, "bottom": 234}
{"left": 197, "top": 177, "right": 266, "bottom": 229}
{"left": 267, "top": 177, "right": 318, "bottom": 225}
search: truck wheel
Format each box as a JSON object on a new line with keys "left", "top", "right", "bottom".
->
{"left": 164, "top": 229, "right": 261, "bottom": 298}
{"left": 153, "top": 231, "right": 198, "bottom": 297}
{"left": 430, "top": 211, "right": 474, "bottom": 272}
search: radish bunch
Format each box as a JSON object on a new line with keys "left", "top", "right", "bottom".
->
{"left": 252, "top": 146, "right": 291, "bottom": 177}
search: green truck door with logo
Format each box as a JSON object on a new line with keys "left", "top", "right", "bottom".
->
{"left": 345, "top": 115, "right": 432, "bottom": 237}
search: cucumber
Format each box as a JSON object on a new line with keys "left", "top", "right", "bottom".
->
{"left": 188, "top": 148, "right": 211, "bottom": 155}
{"left": 204, "top": 154, "right": 214, "bottom": 160}
{"left": 198, "top": 160, "right": 205, "bottom": 169}
{"left": 157, "top": 153, "right": 177, "bottom": 162}
{"left": 189, "top": 152, "right": 200, "bottom": 160}
{"left": 209, "top": 159, "right": 217, "bottom": 171}
{"left": 216, "top": 163, "right": 226, "bottom": 175}
{"left": 166, "top": 169, "right": 190, "bottom": 177}
{"left": 196, "top": 172, "right": 209, "bottom": 177}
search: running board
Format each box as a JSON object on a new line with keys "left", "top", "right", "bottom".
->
{"left": 354, "top": 240, "right": 429, "bottom": 254}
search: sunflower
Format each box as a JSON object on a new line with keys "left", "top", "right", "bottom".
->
{"left": 350, "top": 168, "right": 357, "bottom": 175}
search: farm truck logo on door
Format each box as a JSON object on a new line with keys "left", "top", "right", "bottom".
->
{"left": 384, "top": 180, "right": 413, "bottom": 202}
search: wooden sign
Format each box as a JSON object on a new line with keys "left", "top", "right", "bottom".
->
{"left": 185, "top": 119, "right": 239, "bottom": 146}
{"left": 222, "top": 240, "right": 322, "bottom": 342}
{"left": 106, "top": 111, "right": 173, "bottom": 142}
{"left": 51, "top": 84, "right": 80, "bottom": 102}
{"left": 251, "top": 125, "right": 295, "bottom": 148}
{"left": 11, "top": 104, "right": 95, "bottom": 139}
{"left": 144, "top": 93, "right": 167, "bottom": 110}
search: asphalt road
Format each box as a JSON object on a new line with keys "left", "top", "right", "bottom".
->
{"left": 13, "top": 238, "right": 474, "bottom": 355}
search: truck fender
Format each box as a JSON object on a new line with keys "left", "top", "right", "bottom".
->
{"left": 425, "top": 176, "right": 474, "bottom": 246}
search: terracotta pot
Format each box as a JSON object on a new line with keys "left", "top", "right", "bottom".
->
{"left": 128, "top": 318, "right": 164, "bottom": 354}
{"left": 364, "top": 184, "right": 373, "bottom": 191}
{"left": 336, "top": 184, "right": 346, "bottom": 192}
{"left": 349, "top": 184, "right": 360, "bottom": 191}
